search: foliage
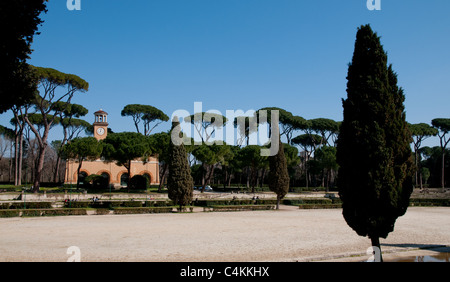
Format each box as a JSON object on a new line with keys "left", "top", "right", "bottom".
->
{"left": 84, "top": 174, "right": 109, "bottom": 190}
{"left": 0, "top": 0, "right": 47, "bottom": 113}
{"left": 185, "top": 112, "right": 228, "bottom": 144}
{"left": 64, "top": 137, "right": 103, "bottom": 188}
{"left": 336, "top": 25, "right": 414, "bottom": 252}
{"left": 129, "top": 175, "right": 149, "bottom": 190}
{"left": 102, "top": 132, "right": 152, "bottom": 190}
{"left": 192, "top": 143, "right": 234, "bottom": 191}
{"left": 121, "top": 104, "right": 169, "bottom": 135}
{"left": 167, "top": 118, "right": 194, "bottom": 209}
{"left": 257, "top": 107, "right": 308, "bottom": 144}
{"left": 431, "top": 118, "right": 450, "bottom": 189}
{"left": 268, "top": 137, "right": 290, "bottom": 209}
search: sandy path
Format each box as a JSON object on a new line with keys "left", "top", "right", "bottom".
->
{"left": 0, "top": 207, "right": 449, "bottom": 262}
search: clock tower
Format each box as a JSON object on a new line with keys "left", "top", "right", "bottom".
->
{"left": 93, "top": 109, "right": 108, "bottom": 140}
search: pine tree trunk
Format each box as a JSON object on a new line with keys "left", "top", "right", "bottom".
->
{"left": 76, "top": 159, "right": 83, "bottom": 189}
{"left": 32, "top": 145, "right": 47, "bottom": 193}
{"left": 442, "top": 150, "right": 445, "bottom": 191}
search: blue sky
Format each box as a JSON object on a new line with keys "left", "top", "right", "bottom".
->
{"left": 2, "top": 0, "right": 450, "bottom": 147}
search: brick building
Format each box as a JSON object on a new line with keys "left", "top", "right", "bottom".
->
{"left": 64, "top": 110, "right": 160, "bottom": 188}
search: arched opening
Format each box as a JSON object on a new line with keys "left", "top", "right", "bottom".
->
{"left": 100, "top": 172, "right": 110, "bottom": 184}
{"left": 142, "top": 173, "right": 151, "bottom": 184}
{"left": 78, "top": 171, "right": 88, "bottom": 187}
{"left": 120, "top": 173, "right": 129, "bottom": 187}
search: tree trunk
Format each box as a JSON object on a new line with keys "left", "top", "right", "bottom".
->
{"left": 14, "top": 133, "right": 19, "bottom": 186}
{"left": 127, "top": 161, "right": 132, "bottom": 193}
{"left": 415, "top": 149, "right": 419, "bottom": 187}
{"left": 18, "top": 133, "right": 23, "bottom": 185}
{"left": 76, "top": 158, "right": 83, "bottom": 189}
{"left": 54, "top": 155, "right": 62, "bottom": 183}
{"left": 32, "top": 145, "right": 47, "bottom": 193}
{"left": 370, "top": 236, "right": 383, "bottom": 262}
{"left": 158, "top": 163, "right": 168, "bottom": 192}
{"left": 201, "top": 164, "right": 214, "bottom": 192}
{"left": 442, "top": 150, "right": 445, "bottom": 191}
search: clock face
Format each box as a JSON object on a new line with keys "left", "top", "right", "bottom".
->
{"left": 96, "top": 127, "right": 105, "bottom": 135}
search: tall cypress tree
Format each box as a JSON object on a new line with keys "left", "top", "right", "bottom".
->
{"left": 167, "top": 117, "right": 194, "bottom": 211}
{"left": 336, "top": 25, "right": 414, "bottom": 261}
{"left": 268, "top": 137, "right": 290, "bottom": 210}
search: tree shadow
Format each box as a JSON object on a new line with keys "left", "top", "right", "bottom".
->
{"left": 382, "top": 243, "right": 450, "bottom": 253}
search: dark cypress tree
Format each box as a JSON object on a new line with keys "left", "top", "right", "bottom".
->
{"left": 336, "top": 24, "right": 414, "bottom": 261}
{"left": 268, "top": 137, "right": 290, "bottom": 210}
{"left": 167, "top": 117, "right": 194, "bottom": 211}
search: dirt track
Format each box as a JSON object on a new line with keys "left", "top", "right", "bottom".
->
{"left": 0, "top": 206, "right": 449, "bottom": 262}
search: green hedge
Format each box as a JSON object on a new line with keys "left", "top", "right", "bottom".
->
{"left": 64, "top": 200, "right": 146, "bottom": 209}
{"left": 204, "top": 205, "right": 275, "bottom": 212}
{"left": 409, "top": 198, "right": 450, "bottom": 207}
{"left": 64, "top": 201, "right": 91, "bottom": 208}
{"left": 298, "top": 204, "right": 342, "bottom": 209}
{"left": 4, "top": 202, "right": 54, "bottom": 209}
{"left": 194, "top": 199, "right": 278, "bottom": 207}
{"left": 113, "top": 207, "right": 173, "bottom": 214}
{"left": 0, "top": 210, "right": 21, "bottom": 217}
{"left": 21, "top": 209, "right": 88, "bottom": 217}
{"left": 145, "top": 200, "right": 174, "bottom": 207}
{"left": 44, "top": 209, "right": 88, "bottom": 216}
{"left": 95, "top": 208, "right": 111, "bottom": 215}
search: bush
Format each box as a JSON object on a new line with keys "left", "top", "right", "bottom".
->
{"left": 44, "top": 209, "right": 87, "bottom": 216}
{"left": 145, "top": 200, "right": 172, "bottom": 207}
{"left": 101, "top": 201, "right": 122, "bottom": 209}
{"left": 0, "top": 210, "right": 20, "bottom": 217}
{"left": 130, "top": 175, "right": 149, "bottom": 190}
{"left": 298, "top": 204, "right": 342, "bottom": 209}
{"left": 121, "top": 200, "right": 143, "bottom": 207}
{"left": 64, "top": 201, "right": 90, "bottom": 208}
{"left": 10, "top": 202, "right": 53, "bottom": 209}
{"left": 204, "top": 205, "right": 275, "bottom": 212}
{"left": 21, "top": 209, "right": 44, "bottom": 217}
{"left": 95, "top": 209, "right": 111, "bottom": 215}
{"left": 113, "top": 207, "right": 173, "bottom": 214}
{"left": 85, "top": 174, "right": 109, "bottom": 190}
{"left": 409, "top": 198, "right": 450, "bottom": 207}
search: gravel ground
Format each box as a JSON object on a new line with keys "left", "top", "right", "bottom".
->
{"left": 0, "top": 206, "right": 448, "bottom": 262}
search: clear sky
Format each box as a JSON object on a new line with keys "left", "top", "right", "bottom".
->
{"left": 2, "top": 0, "right": 449, "bottom": 147}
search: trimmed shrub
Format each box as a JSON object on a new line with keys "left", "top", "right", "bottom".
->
{"left": 10, "top": 202, "right": 53, "bottom": 209}
{"left": 21, "top": 209, "right": 44, "bottom": 217}
{"left": 95, "top": 209, "right": 111, "bottom": 215}
{"left": 44, "top": 209, "right": 87, "bottom": 216}
{"left": 101, "top": 201, "right": 123, "bottom": 209}
{"left": 113, "top": 207, "right": 173, "bottom": 214}
{"left": 409, "top": 198, "right": 450, "bottom": 207}
{"left": 204, "top": 205, "right": 275, "bottom": 212}
{"left": 298, "top": 204, "right": 342, "bottom": 209}
{"left": 0, "top": 210, "right": 20, "bottom": 217}
{"left": 145, "top": 200, "right": 173, "bottom": 207}
{"left": 121, "top": 201, "right": 143, "bottom": 207}
{"left": 129, "top": 175, "right": 149, "bottom": 190}
{"left": 64, "top": 201, "right": 90, "bottom": 209}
